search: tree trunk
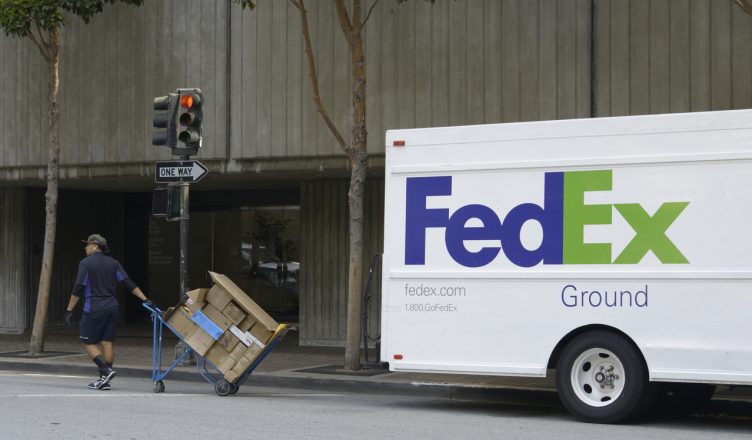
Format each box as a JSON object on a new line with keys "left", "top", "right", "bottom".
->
{"left": 29, "top": 27, "right": 61, "bottom": 355}
{"left": 343, "top": 17, "right": 367, "bottom": 371}
{"left": 291, "top": 0, "right": 368, "bottom": 370}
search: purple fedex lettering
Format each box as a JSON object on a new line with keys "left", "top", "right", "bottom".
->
{"left": 405, "top": 177, "right": 451, "bottom": 265}
{"left": 405, "top": 174, "right": 564, "bottom": 268}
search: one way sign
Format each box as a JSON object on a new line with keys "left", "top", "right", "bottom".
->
{"left": 155, "top": 160, "right": 208, "bottom": 183}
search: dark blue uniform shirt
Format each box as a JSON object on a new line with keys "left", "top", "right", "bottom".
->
{"left": 72, "top": 252, "right": 137, "bottom": 314}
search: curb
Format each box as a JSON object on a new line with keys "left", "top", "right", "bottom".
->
{"left": 0, "top": 358, "right": 559, "bottom": 404}
{"left": 1, "top": 359, "right": 750, "bottom": 406}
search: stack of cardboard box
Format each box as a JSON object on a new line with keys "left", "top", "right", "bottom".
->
{"left": 164, "top": 271, "right": 281, "bottom": 383}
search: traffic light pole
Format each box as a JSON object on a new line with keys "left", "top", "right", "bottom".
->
{"left": 179, "top": 178, "right": 190, "bottom": 302}
{"left": 153, "top": 88, "right": 204, "bottom": 366}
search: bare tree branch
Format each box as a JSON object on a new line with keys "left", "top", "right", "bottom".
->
{"left": 735, "top": 0, "right": 752, "bottom": 15}
{"left": 353, "top": 0, "right": 362, "bottom": 33}
{"left": 290, "top": 0, "right": 348, "bottom": 151}
{"left": 334, "top": 0, "right": 354, "bottom": 42}
{"left": 362, "top": 0, "right": 381, "bottom": 29}
{"left": 28, "top": 20, "right": 52, "bottom": 63}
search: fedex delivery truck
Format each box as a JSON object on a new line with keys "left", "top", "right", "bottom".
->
{"left": 381, "top": 109, "right": 752, "bottom": 423}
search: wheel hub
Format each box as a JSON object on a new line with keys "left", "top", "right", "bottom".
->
{"left": 570, "top": 348, "right": 626, "bottom": 407}
{"left": 595, "top": 365, "right": 619, "bottom": 389}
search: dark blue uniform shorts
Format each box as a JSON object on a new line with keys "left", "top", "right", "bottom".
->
{"left": 79, "top": 308, "right": 118, "bottom": 344}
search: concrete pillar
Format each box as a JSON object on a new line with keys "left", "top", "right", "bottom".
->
{"left": 0, "top": 188, "right": 28, "bottom": 333}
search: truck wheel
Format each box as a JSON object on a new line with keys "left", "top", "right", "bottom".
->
{"left": 555, "top": 331, "right": 654, "bottom": 423}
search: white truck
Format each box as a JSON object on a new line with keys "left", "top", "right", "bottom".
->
{"left": 381, "top": 109, "right": 752, "bottom": 423}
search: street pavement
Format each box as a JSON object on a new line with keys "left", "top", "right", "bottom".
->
{"left": 0, "top": 371, "right": 750, "bottom": 439}
{"left": 0, "top": 323, "right": 751, "bottom": 409}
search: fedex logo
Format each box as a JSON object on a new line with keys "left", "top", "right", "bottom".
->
{"left": 405, "top": 170, "right": 689, "bottom": 268}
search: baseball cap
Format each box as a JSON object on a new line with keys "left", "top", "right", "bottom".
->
{"left": 81, "top": 234, "right": 108, "bottom": 247}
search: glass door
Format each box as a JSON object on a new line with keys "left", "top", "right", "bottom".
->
{"left": 149, "top": 205, "right": 300, "bottom": 320}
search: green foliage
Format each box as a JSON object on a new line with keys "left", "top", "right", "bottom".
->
{"left": 0, "top": 0, "right": 143, "bottom": 38}
{"left": 233, "top": 0, "right": 255, "bottom": 10}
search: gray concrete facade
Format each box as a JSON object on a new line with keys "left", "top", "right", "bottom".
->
{"left": 0, "top": 0, "right": 751, "bottom": 343}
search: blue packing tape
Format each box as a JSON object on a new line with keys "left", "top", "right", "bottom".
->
{"left": 190, "top": 310, "right": 224, "bottom": 340}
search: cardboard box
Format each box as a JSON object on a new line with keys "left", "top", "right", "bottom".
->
{"left": 206, "top": 339, "right": 242, "bottom": 375}
{"left": 231, "top": 355, "right": 252, "bottom": 374}
{"left": 249, "top": 323, "right": 274, "bottom": 345}
{"left": 218, "top": 356, "right": 237, "bottom": 374}
{"left": 223, "top": 301, "right": 247, "bottom": 325}
{"left": 165, "top": 306, "right": 198, "bottom": 339}
{"left": 216, "top": 331, "right": 240, "bottom": 352}
{"left": 224, "top": 370, "right": 240, "bottom": 383}
{"left": 184, "top": 327, "right": 215, "bottom": 357}
{"left": 205, "top": 343, "right": 230, "bottom": 369}
{"left": 206, "top": 284, "right": 233, "bottom": 310}
{"left": 185, "top": 288, "right": 209, "bottom": 312}
{"left": 231, "top": 343, "right": 264, "bottom": 376}
{"left": 208, "top": 272, "right": 279, "bottom": 331}
{"left": 237, "top": 316, "right": 255, "bottom": 332}
{"left": 244, "top": 342, "right": 263, "bottom": 361}
{"left": 229, "top": 325, "right": 256, "bottom": 347}
{"left": 229, "top": 343, "right": 247, "bottom": 361}
{"left": 200, "top": 303, "right": 233, "bottom": 332}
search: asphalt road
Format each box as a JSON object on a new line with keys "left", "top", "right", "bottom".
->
{"left": 0, "top": 370, "right": 750, "bottom": 440}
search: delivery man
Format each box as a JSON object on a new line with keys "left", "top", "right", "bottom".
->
{"left": 64, "top": 234, "right": 152, "bottom": 390}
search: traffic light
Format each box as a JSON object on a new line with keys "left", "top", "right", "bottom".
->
{"left": 152, "top": 93, "right": 178, "bottom": 148}
{"left": 152, "top": 186, "right": 185, "bottom": 221}
{"left": 176, "top": 90, "right": 203, "bottom": 154}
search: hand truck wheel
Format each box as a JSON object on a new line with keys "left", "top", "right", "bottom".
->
{"left": 153, "top": 381, "right": 165, "bottom": 393}
{"left": 215, "top": 379, "right": 232, "bottom": 396}
{"left": 229, "top": 383, "right": 240, "bottom": 395}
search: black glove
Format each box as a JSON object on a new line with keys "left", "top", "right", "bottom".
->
{"left": 64, "top": 310, "right": 74, "bottom": 326}
{"left": 143, "top": 299, "right": 154, "bottom": 309}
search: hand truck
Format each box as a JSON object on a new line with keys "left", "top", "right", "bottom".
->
{"left": 143, "top": 302, "right": 289, "bottom": 396}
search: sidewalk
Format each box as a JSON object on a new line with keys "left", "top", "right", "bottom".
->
{"left": 0, "top": 324, "right": 749, "bottom": 404}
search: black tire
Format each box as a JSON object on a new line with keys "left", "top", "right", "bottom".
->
{"left": 555, "top": 331, "right": 654, "bottom": 423}
{"left": 229, "top": 383, "right": 240, "bottom": 395}
{"left": 153, "top": 381, "right": 165, "bottom": 393}
{"left": 215, "top": 380, "right": 231, "bottom": 397}
{"left": 652, "top": 383, "right": 716, "bottom": 416}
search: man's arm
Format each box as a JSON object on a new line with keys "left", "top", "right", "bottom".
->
{"left": 66, "top": 295, "right": 80, "bottom": 312}
{"left": 131, "top": 287, "right": 149, "bottom": 302}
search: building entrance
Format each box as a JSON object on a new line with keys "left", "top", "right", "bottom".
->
{"left": 148, "top": 206, "right": 300, "bottom": 321}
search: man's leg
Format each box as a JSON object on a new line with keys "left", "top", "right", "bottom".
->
{"left": 101, "top": 341, "right": 114, "bottom": 366}
{"left": 92, "top": 309, "right": 119, "bottom": 389}
{"left": 79, "top": 315, "right": 108, "bottom": 376}
{"left": 79, "top": 312, "right": 116, "bottom": 390}
{"left": 82, "top": 342, "right": 103, "bottom": 360}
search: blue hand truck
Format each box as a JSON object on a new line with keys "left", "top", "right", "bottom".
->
{"left": 143, "top": 302, "right": 290, "bottom": 396}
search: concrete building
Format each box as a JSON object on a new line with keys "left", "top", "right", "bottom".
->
{"left": 1, "top": 0, "right": 751, "bottom": 346}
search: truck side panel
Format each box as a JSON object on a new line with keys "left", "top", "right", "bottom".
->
{"left": 381, "top": 110, "right": 752, "bottom": 385}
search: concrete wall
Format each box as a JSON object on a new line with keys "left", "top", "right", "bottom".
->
{"left": 299, "top": 178, "right": 383, "bottom": 346}
{"left": 594, "top": 0, "right": 752, "bottom": 116}
{"left": 0, "top": 0, "right": 592, "bottom": 175}
{"left": 230, "top": 0, "right": 592, "bottom": 161}
{"left": 0, "top": 189, "right": 28, "bottom": 333}
{"left": 0, "top": 1, "right": 229, "bottom": 169}
{"left": 21, "top": 189, "right": 127, "bottom": 328}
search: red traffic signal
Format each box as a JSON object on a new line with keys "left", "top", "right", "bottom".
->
{"left": 177, "top": 92, "right": 203, "bottom": 147}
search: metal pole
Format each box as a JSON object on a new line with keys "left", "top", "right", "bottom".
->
{"left": 175, "top": 162, "right": 194, "bottom": 366}
{"left": 179, "top": 180, "right": 190, "bottom": 302}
